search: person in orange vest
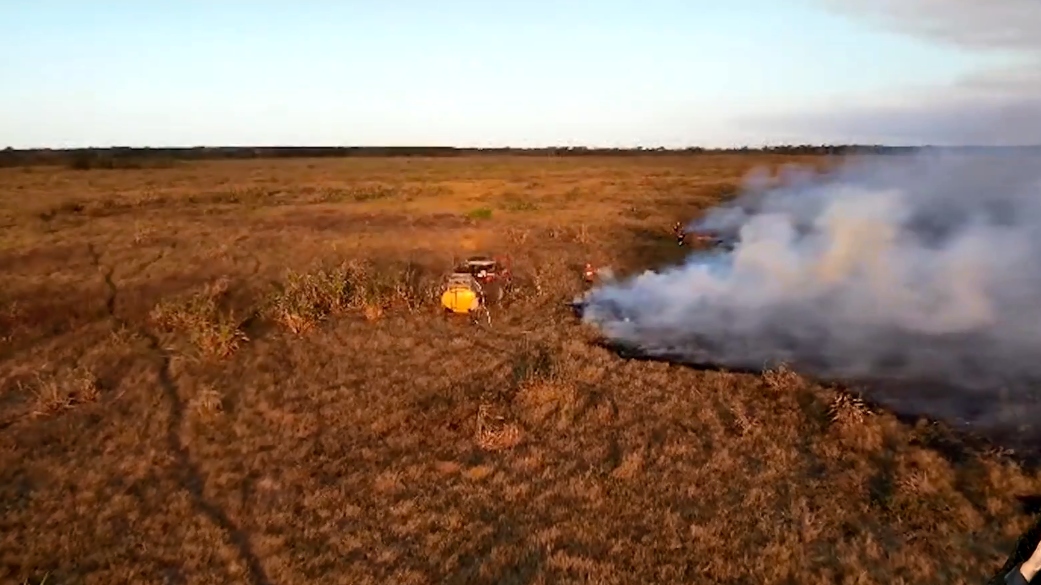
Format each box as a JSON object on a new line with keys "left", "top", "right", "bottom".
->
{"left": 583, "top": 262, "right": 597, "bottom": 284}
{"left": 583, "top": 263, "right": 615, "bottom": 285}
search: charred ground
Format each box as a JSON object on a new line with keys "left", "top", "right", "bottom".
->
{"left": 1, "top": 154, "right": 1037, "bottom": 584}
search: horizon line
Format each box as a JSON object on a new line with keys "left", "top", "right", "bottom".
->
{"left": 5, "top": 143, "right": 1041, "bottom": 152}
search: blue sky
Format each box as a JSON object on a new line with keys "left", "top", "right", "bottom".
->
{"left": 0, "top": 0, "right": 1031, "bottom": 148}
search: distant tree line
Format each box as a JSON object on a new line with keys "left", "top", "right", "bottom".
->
{"left": 0, "top": 144, "right": 1037, "bottom": 169}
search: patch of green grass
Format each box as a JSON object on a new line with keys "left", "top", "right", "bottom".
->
{"left": 466, "top": 207, "right": 494, "bottom": 220}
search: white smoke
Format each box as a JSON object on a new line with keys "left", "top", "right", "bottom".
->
{"left": 581, "top": 150, "right": 1041, "bottom": 440}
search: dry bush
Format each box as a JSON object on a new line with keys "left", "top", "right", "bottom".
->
{"left": 505, "top": 227, "right": 531, "bottom": 245}
{"left": 524, "top": 267, "right": 548, "bottom": 299}
{"left": 270, "top": 265, "right": 352, "bottom": 334}
{"left": 347, "top": 184, "right": 397, "bottom": 202}
{"left": 132, "top": 221, "right": 155, "bottom": 245}
{"left": 149, "top": 278, "right": 248, "bottom": 357}
{"left": 341, "top": 259, "right": 433, "bottom": 315}
{"left": 827, "top": 391, "right": 873, "bottom": 427}
{"left": 269, "top": 260, "right": 432, "bottom": 333}
{"left": 543, "top": 223, "right": 594, "bottom": 244}
{"left": 295, "top": 184, "right": 398, "bottom": 205}
{"left": 514, "top": 259, "right": 576, "bottom": 302}
{"left": 475, "top": 403, "right": 523, "bottom": 451}
{"left": 570, "top": 223, "right": 592, "bottom": 244}
{"left": 761, "top": 363, "right": 806, "bottom": 392}
{"left": 386, "top": 261, "right": 431, "bottom": 313}
{"left": 108, "top": 323, "right": 140, "bottom": 350}
{"left": 29, "top": 367, "right": 100, "bottom": 418}
{"left": 0, "top": 300, "right": 22, "bottom": 343}
{"left": 190, "top": 384, "right": 224, "bottom": 418}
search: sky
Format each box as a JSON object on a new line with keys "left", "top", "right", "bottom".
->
{"left": 1, "top": 0, "right": 1038, "bottom": 148}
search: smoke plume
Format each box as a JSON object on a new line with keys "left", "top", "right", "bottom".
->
{"left": 581, "top": 151, "right": 1041, "bottom": 445}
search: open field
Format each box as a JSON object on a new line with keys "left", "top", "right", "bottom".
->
{"left": 1, "top": 154, "right": 1038, "bottom": 584}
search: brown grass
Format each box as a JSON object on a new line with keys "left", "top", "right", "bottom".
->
{"left": 0, "top": 154, "right": 1034, "bottom": 584}
{"left": 150, "top": 278, "right": 250, "bottom": 358}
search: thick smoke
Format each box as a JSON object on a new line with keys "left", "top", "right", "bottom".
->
{"left": 581, "top": 151, "right": 1041, "bottom": 443}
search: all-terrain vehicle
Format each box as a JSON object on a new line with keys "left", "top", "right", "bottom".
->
{"left": 439, "top": 255, "right": 513, "bottom": 322}
{"left": 460, "top": 255, "right": 513, "bottom": 304}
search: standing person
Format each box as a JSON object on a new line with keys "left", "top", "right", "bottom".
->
{"left": 583, "top": 263, "right": 614, "bottom": 286}
{"left": 673, "top": 222, "right": 688, "bottom": 246}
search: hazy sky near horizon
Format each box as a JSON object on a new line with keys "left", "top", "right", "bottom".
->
{"left": 2, "top": 0, "right": 1038, "bottom": 148}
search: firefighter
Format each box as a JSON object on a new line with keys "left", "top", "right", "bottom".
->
{"left": 583, "top": 263, "right": 597, "bottom": 285}
{"left": 673, "top": 222, "right": 687, "bottom": 246}
{"left": 583, "top": 263, "right": 615, "bottom": 286}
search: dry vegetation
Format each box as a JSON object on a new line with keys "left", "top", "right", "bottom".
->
{"left": 0, "top": 154, "right": 1037, "bottom": 584}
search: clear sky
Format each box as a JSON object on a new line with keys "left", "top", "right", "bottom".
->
{"left": 0, "top": 0, "right": 1034, "bottom": 148}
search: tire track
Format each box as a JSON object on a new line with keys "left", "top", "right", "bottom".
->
{"left": 129, "top": 248, "right": 168, "bottom": 279}
{"left": 87, "top": 243, "right": 273, "bottom": 585}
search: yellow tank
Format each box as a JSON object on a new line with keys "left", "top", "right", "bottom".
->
{"left": 441, "top": 273, "right": 482, "bottom": 314}
{"left": 441, "top": 287, "right": 479, "bottom": 314}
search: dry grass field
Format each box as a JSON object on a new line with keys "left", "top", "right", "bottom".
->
{"left": 1, "top": 154, "right": 1038, "bottom": 585}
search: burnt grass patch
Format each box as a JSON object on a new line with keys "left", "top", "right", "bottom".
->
{"left": 593, "top": 336, "right": 1037, "bottom": 469}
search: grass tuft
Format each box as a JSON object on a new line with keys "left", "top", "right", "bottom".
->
{"left": 29, "top": 367, "right": 100, "bottom": 418}
{"left": 190, "top": 384, "right": 225, "bottom": 418}
{"left": 269, "top": 260, "right": 433, "bottom": 333}
{"left": 270, "top": 265, "right": 353, "bottom": 334}
{"left": 762, "top": 363, "right": 805, "bottom": 392}
{"left": 828, "top": 391, "right": 873, "bottom": 426}
{"left": 150, "top": 278, "right": 249, "bottom": 357}
{"left": 475, "top": 403, "right": 523, "bottom": 451}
